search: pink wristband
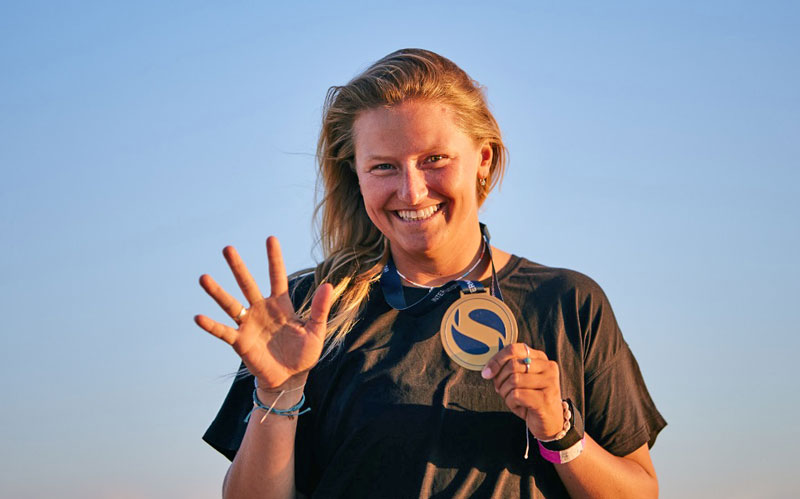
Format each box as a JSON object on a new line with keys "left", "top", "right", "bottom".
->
{"left": 538, "top": 436, "right": 585, "bottom": 464}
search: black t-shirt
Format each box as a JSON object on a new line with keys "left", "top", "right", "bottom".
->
{"left": 203, "top": 255, "right": 666, "bottom": 498}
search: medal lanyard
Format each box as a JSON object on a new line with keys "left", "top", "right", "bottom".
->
{"left": 380, "top": 223, "right": 504, "bottom": 314}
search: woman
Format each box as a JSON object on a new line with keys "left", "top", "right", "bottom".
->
{"left": 197, "top": 49, "right": 666, "bottom": 498}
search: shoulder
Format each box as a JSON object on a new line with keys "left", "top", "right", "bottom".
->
{"left": 500, "top": 255, "right": 610, "bottom": 306}
{"left": 501, "top": 256, "right": 624, "bottom": 360}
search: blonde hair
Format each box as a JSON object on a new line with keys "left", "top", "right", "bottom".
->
{"left": 293, "top": 48, "right": 507, "bottom": 360}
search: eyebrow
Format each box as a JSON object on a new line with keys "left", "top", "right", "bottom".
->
{"left": 364, "top": 155, "right": 396, "bottom": 162}
{"left": 363, "top": 147, "right": 447, "bottom": 163}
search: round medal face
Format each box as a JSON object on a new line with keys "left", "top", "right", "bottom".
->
{"left": 440, "top": 292, "right": 518, "bottom": 370}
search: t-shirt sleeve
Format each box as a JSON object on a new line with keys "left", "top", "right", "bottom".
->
{"left": 202, "top": 365, "right": 254, "bottom": 461}
{"left": 201, "top": 272, "right": 316, "bottom": 461}
{"left": 576, "top": 277, "right": 667, "bottom": 456}
{"left": 584, "top": 342, "right": 666, "bottom": 456}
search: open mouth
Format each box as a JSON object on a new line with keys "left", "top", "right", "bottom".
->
{"left": 395, "top": 203, "right": 443, "bottom": 222}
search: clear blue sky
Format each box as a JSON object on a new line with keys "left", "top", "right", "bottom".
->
{"left": 2, "top": 1, "right": 798, "bottom": 497}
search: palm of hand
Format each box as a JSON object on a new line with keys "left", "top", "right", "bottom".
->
{"left": 195, "top": 237, "right": 333, "bottom": 390}
{"left": 233, "top": 294, "right": 325, "bottom": 388}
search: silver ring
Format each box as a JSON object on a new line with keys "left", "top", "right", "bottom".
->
{"left": 235, "top": 306, "right": 247, "bottom": 322}
{"left": 524, "top": 344, "right": 531, "bottom": 373}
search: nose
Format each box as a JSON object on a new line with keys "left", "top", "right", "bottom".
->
{"left": 397, "top": 166, "right": 428, "bottom": 205}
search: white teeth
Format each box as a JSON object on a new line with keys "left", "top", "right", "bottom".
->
{"left": 397, "top": 204, "right": 441, "bottom": 221}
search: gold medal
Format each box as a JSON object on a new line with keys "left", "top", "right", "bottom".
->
{"left": 440, "top": 291, "right": 518, "bottom": 370}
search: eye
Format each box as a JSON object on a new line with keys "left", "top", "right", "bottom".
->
{"left": 426, "top": 154, "right": 447, "bottom": 163}
{"left": 370, "top": 163, "right": 395, "bottom": 173}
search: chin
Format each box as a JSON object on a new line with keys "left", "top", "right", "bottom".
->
{"left": 392, "top": 232, "right": 446, "bottom": 258}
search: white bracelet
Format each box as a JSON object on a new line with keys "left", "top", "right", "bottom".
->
{"left": 537, "top": 400, "right": 572, "bottom": 442}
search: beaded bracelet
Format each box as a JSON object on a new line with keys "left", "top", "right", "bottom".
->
{"left": 537, "top": 399, "right": 585, "bottom": 464}
{"left": 523, "top": 399, "right": 583, "bottom": 461}
{"left": 538, "top": 401, "right": 572, "bottom": 443}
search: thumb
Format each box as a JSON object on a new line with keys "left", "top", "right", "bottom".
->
{"left": 307, "top": 283, "right": 334, "bottom": 339}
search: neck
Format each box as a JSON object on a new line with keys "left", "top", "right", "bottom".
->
{"left": 392, "top": 233, "right": 486, "bottom": 288}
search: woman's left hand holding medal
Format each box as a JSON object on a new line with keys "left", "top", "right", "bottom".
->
{"left": 481, "top": 343, "right": 566, "bottom": 441}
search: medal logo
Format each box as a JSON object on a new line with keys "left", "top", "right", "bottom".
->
{"left": 440, "top": 292, "right": 518, "bottom": 370}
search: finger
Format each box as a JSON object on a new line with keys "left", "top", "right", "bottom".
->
{"left": 496, "top": 369, "right": 556, "bottom": 399}
{"left": 266, "top": 236, "right": 289, "bottom": 297}
{"left": 199, "top": 274, "right": 247, "bottom": 323}
{"left": 481, "top": 343, "right": 547, "bottom": 380}
{"left": 306, "top": 283, "right": 334, "bottom": 340}
{"left": 194, "top": 314, "right": 238, "bottom": 345}
{"left": 503, "top": 388, "right": 565, "bottom": 438}
{"left": 504, "top": 387, "right": 547, "bottom": 413}
{"left": 493, "top": 357, "right": 552, "bottom": 392}
{"left": 222, "top": 246, "right": 263, "bottom": 305}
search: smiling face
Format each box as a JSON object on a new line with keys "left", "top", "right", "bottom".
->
{"left": 353, "top": 99, "right": 492, "bottom": 271}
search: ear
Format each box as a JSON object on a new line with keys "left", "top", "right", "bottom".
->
{"left": 477, "top": 140, "right": 493, "bottom": 179}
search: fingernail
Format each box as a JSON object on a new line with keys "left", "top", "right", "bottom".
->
{"left": 481, "top": 367, "right": 492, "bottom": 379}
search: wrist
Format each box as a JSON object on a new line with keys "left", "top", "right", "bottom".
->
{"left": 537, "top": 399, "right": 586, "bottom": 464}
{"left": 255, "top": 372, "right": 309, "bottom": 391}
{"left": 537, "top": 400, "right": 576, "bottom": 443}
{"left": 244, "top": 376, "right": 311, "bottom": 424}
{"left": 254, "top": 377, "right": 307, "bottom": 410}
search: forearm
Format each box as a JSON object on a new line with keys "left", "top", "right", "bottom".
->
{"left": 222, "top": 388, "right": 304, "bottom": 499}
{"left": 553, "top": 435, "right": 658, "bottom": 499}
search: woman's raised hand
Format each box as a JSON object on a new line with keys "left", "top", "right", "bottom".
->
{"left": 195, "top": 236, "right": 333, "bottom": 390}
